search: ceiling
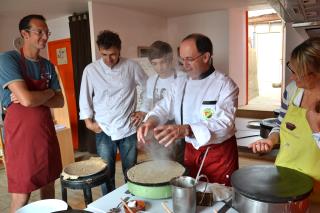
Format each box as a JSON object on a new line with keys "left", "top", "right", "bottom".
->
{"left": 269, "top": 0, "right": 320, "bottom": 23}
{"left": 1, "top": 0, "right": 269, "bottom": 20}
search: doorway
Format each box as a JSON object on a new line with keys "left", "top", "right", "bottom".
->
{"left": 247, "top": 8, "right": 283, "bottom": 111}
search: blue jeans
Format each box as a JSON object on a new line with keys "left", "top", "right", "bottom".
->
{"left": 96, "top": 132, "right": 137, "bottom": 195}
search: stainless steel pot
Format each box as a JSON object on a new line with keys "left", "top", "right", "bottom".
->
{"left": 232, "top": 191, "right": 309, "bottom": 213}
{"left": 231, "top": 165, "right": 313, "bottom": 213}
{"left": 260, "top": 118, "right": 277, "bottom": 138}
{"left": 273, "top": 108, "right": 280, "bottom": 117}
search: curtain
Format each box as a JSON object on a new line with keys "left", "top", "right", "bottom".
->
{"left": 69, "top": 12, "right": 96, "bottom": 153}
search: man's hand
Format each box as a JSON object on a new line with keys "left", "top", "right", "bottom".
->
{"left": 154, "top": 124, "right": 192, "bottom": 147}
{"left": 84, "top": 118, "right": 102, "bottom": 133}
{"left": 137, "top": 116, "right": 159, "bottom": 144}
{"left": 10, "top": 93, "right": 20, "bottom": 104}
{"left": 137, "top": 121, "right": 155, "bottom": 144}
{"left": 130, "top": 111, "right": 146, "bottom": 127}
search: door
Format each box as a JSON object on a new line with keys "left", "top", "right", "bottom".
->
{"left": 48, "top": 38, "right": 78, "bottom": 149}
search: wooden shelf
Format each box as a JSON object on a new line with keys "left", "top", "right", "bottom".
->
{"left": 52, "top": 66, "right": 75, "bottom": 167}
{"left": 56, "top": 127, "right": 74, "bottom": 167}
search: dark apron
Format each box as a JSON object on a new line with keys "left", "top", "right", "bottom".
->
{"left": 4, "top": 49, "right": 62, "bottom": 193}
{"left": 184, "top": 136, "right": 238, "bottom": 186}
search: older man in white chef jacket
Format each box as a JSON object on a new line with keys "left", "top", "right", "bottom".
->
{"left": 137, "top": 33, "right": 239, "bottom": 186}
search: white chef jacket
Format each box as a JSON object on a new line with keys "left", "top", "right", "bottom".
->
{"left": 145, "top": 70, "right": 239, "bottom": 149}
{"left": 79, "top": 57, "right": 148, "bottom": 140}
{"left": 141, "top": 71, "right": 186, "bottom": 112}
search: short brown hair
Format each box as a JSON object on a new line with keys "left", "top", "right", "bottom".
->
{"left": 19, "top": 14, "right": 46, "bottom": 31}
{"left": 148, "top": 41, "right": 173, "bottom": 61}
{"left": 96, "top": 30, "right": 121, "bottom": 50}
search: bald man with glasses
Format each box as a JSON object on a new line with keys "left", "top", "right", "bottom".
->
{"left": 0, "top": 14, "right": 64, "bottom": 212}
{"left": 138, "top": 33, "right": 239, "bottom": 186}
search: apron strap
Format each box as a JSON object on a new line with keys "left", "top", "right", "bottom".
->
{"left": 289, "top": 87, "right": 303, "bottom": 106}
{"left": 19, "top": 48, "right": 49, "bottom": 81}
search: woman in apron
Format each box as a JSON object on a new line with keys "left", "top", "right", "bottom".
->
{"left": 0, "top": 15, "right": 64, "bottom": 213}
{"left": 249, "top": 37, "right": 320, "bottom": 205}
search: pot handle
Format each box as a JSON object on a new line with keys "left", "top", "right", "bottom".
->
{"left": 197, "top": 174, "right": 209, "bottom": 204}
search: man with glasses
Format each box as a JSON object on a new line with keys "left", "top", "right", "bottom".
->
{"left": 0, "top": 14, "right": 64, "bottom": 212}
{"left": 79, "top": 30, "right": 148, "bottom": 194}
{"left": 138, "top": 33, "right": 239, "bottom": 186}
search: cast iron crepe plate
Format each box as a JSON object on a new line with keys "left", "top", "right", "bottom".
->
{"left": 125, "top": 160, "right": 187, "bottom": 186}
{"left": 231, "top": 165, "right": 313, "bottom": 203}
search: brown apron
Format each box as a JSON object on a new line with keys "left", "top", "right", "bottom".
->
{"left": 4, "top": 49, "right": 62, "bottom": 193}
{"left": 184, "top": 136, "right": 238, "bottom": 186}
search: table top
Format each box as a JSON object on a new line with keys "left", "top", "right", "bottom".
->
{"left": 235, "top": 117, "right": 262, "bottom": 148}
{"left": 234, "top": 117, "right": 278, "bottom": 160}
{"left": 85, "top": 184, "right": 238, "bottom": 213}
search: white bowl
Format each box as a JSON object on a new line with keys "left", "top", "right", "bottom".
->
{"left": 16, "top": 199, "right": 68, "bottom": 213}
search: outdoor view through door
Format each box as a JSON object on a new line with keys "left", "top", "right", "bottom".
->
{"left": 247, "top": 8, "right": 283, "bottom": 111}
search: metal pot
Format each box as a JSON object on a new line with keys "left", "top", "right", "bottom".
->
{"left": 260, "top": 118, "right": 278, "bottom": 138}
{"left": 125, "top": 160, "right": 186, "bottom": 199}
{"left": 231, "top": 165, "right": 313, "bottom": 213}
{"left": 273, "top": 108, "right": 280, "bottom": 118}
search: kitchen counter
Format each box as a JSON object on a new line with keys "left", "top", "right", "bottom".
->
{"left": 85, "top": 184, "right": 238, "bottom": 213}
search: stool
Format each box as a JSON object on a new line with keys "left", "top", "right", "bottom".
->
{"left": 60, "top": 168, "right": 109, "bottom": 206}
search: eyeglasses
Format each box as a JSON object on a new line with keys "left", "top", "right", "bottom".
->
{"left": 286, "top": 61, "right": 313, "bottom": 79}
{"left": 178, "top": 53, "right": 204, "bottom": 64}
{"left": 26, "top": 29, "right": 51, "bottom": 37}
{"left": 286, "top": 61, "right": 295, "bottom": 74}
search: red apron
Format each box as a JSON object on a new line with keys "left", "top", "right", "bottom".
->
{"left": 184, "top": 136, "right": 238, "bottom": 186}
{"left": 4, "top": 49, "right": 62, "bottom": 193}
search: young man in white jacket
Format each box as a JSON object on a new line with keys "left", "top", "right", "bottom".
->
{"left": 135, "top": 41, "right": 185, "bottom": 163}
{"left": 79, "top": 30, "right": 148, "bottom": 193}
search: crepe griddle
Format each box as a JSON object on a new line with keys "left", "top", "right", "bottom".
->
{"left": 231, "top": 165, "right": 313, "bottom": 203}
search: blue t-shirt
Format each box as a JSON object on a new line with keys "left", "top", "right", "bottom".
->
{"left": 0, "top": 50, "right": 61, "bottom": 108}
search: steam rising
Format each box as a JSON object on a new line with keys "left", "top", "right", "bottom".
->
{"left": 143, "top": 130, "right": 174, "bottom": 161}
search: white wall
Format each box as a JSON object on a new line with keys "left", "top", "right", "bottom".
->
{"left": 228, "top": 8, "right": 247, "bottom": 106}
{"left": 47, "top": 15, "right": 71, "bottom": 41}
{"left": 283, "top": 23, "right": 305, "bottom": 87}
{"left": 0, "top": 17, "right": 21, "bottom": 52}
{"left": 167, "top": 10, "right": 229, "bottom": 74}
{"left": 89, "top": 1, "right": 168, "bottom": 60}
